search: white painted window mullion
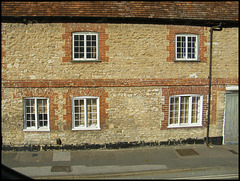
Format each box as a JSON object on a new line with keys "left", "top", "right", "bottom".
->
{"left": 97, "top": 98, "right": 100, "bottom": 128}
{"left": 84, "top": 98, "right": 87, "bottom": 128}
{"left": 35, "top": 99, "right": 38, "bottom": 129}
{"left": 178, "top": 97, "right": 181, "bottom": 126}
{"left": 188, "top": 96, "right": 192, "bottom": 124}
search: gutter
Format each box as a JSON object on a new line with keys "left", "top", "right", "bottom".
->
{"left": 206, "top": 23, "right": 223, "bottom": 147}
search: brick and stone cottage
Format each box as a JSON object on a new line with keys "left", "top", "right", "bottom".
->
{"left": 1, "top": 1, "right": 239, "bottom": 150}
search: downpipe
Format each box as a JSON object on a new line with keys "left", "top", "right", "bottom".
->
{"left": 206, "top": 23, "right": 222, "bottom": 147}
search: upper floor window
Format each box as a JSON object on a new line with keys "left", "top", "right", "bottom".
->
{"left": 72, "top": 32, "right": 99, "bottom": 61}
{"left": 72, "top": 96, "right": 100, "bottom": 130}
{"left": 175, "top": 34, "right": 198, "bottom": 61}
{"left": 168, "top": 94, "right": 203, "bottom": 128}
{"left": 23, "top": 97, "right": 50, "bottom": 131}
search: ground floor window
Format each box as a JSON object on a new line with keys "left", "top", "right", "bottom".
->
{"left": 23, "top": 97, "right": 49, "bottom": 131}
{"left": 168, "top": 94, "right": 203, "bottom": 128}
{"left": 72, "top": 96, "right": 100, "bottom": 130}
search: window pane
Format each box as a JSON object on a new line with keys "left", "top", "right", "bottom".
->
{"left": 74, "top": 35, "right": 79, "bottom": 40}
{"left": 30, "top": 114, "right": 35, "bottom": 120}
{"left": 27, "top": 120, "right": 35, "bottom": 127}
{"left": 74, "top": 53, "right": 79, "bottom": 58}
{"left": 87, "top": 53, "right": 91, "bottom": 58}
{"left": 180, "top": 97, "right": 189, "bottom": 124}
{"left": 74, "top": 100, "right": 79, "bottom": 106}
{"left": 187, "top": 36, "right": 197, "bottom": 59}
{"left": 74, "top": 47, "right": 79, "bottom": 53}
{"left": 75, "top": 107, "right": 79, "bottom": 113}
{"left": 176, "top": 36, "right": 186, "bottom": 59}
{"left": 169, "top": 97, "right": 179, "bottom": 124}
{"left": 80, "top": 100, "right": 84, "bottom": 106}
{"left": 74, "top": 99, "right": 86, "bottom": 128}
{"left": 80, "top": 120, "right": 84, "bottom": 126}
{"left": 80, "top": 35, "right": 84, "bottom": 40}
{"left": 37, "top": 99, "right": 47, "bottom": 114}
{"left": 87, "top": 41, "right": 91, "bottom": 46}
{"left": 26, "top": 99, "right": 30, "bottom": 106}
{"left": 80, "top": 47, "right": 84, "bottom": 53}
{"left": 75, "top": 114, "right": 80, "bottom": 120}
{"left": 86, "top": 99, "right": 98, "bottom": 127}
{"left": 191, "top": 97, "right": 200, "bottom": 123}
{"left": 87, "top": 47, "right": 91, "bottom": 53}
{"left": 74, "top": 41, "right": 79, "bottom": 46}
{"left": 42, "top": 99, "right": 47, "bottom": 107}
{"left": 25, "top": 99, "right": 35, "bottom": 114}
{"left": 26, "top": 107, "right": 31, "bottom": 113}
{"left": 75, "top": 121, "right": 79, "bottom": 127}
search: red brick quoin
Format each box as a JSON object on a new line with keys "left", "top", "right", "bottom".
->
{"left": 62, "top": 23, "right": 109, "bottom": 63}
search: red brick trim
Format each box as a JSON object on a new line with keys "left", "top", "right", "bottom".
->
{"left": 2, "top": 78, "right": 238, "bottom": 88}
{"left": 62, "top": 23, "right": 109, "bottom": 63}
{"left": 211, "top": 85, "right": 226, "bottom": 125}
{"left": 12, "top": 88, "right": 59, "bottom": 130}
{"left": 161, "top": 86, "right": 209, "bottom": 130}
{"left": 62, "top": 88, "right": 109, "bottom": 130}
{"left": 10, "top": 88, "right": 109, "bottom": 131}
{"left": 166, "top": 25, "right": 207, "bottom": 63}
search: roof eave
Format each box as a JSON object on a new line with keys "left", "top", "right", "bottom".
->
{"left": 1, "top": 15, "right": 239, "bottom": 27}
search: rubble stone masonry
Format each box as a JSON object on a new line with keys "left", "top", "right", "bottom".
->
{"left": 1, "top": 23, "right": 238, "bottom": 146}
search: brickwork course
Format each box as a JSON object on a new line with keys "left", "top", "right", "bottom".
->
{"left": 1, "top": 1, "right": 239, "bottom": 147}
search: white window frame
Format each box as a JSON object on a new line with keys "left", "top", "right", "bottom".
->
{"left": 72, "top": 32, "right": 99, "bottom": 61}
{"left": 175, "top": 34, "right": 199, "bottom": 61}
{"left": 23, "top": 97, "right": 50, "bottom": 131}
{"left": 72, "top": 96, "right": 100, "bottom": 131}
{"left": 168, "top": 94, "right": 203, "bottom": 128}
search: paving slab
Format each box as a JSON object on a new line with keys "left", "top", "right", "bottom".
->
{"left": 52, "top": 151, "right": 71, "bottom": 162}
{"left": 12, "top": 164, "right": 168, "bottom": 177}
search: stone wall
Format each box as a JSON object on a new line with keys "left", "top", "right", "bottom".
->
{"left": 2, "top": 87, "right": 207, "bottom": 145}
{"left": 2, "top": 23, "right": 238, "bottom": 81}
{"left": 1, "top": 22, "right": 238, "bottom": 146}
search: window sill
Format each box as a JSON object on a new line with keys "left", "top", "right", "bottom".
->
{"left": 72, "top": 127, "right": 101, "bottom": 131}
{"left": 174, "top": 59, "right": 200, "bottom": 62}
{"left": 70, "top": 60, "right": 101, "bottom": 63}
{"left": 167, "top": 124, "right": 202, "bottom": 129}
{"left": 23, "top": 128, "right": 50, "bottom": 132}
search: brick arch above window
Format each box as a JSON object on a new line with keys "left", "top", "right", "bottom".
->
{"left": 62, "top": 23, "right": 109, "bottom": 63}
{"left": 166, "top": 25, "right": 207, "bottom": 63}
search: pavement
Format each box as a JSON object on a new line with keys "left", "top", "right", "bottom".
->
{"left": 1, "top": 144, "right": 239, "bottom": 179}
